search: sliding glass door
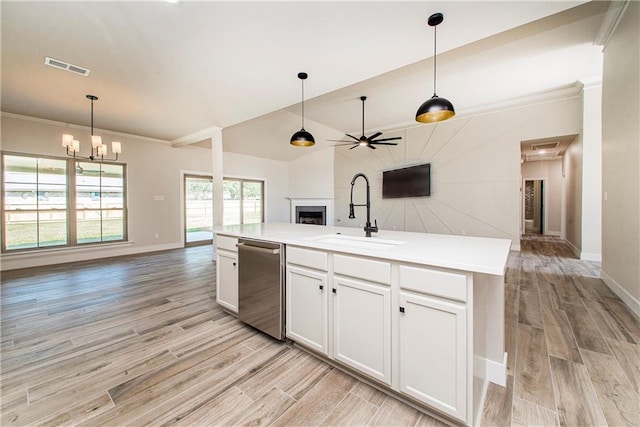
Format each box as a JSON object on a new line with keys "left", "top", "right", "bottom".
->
{"left": 184, "top": 174, "right": 213, "bottom": 246}
{"left": 222, "top": 178, "right": 264, "bottom": 226}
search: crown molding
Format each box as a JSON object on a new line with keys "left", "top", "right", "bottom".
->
{"left": 594, "top": 0, "right": 630, "bottom": 48}
{"left": 368, "top": 81, "right": 585, "bottom": 135}
{"left": 1, "top": 111, "right": 171, "bottom": 145}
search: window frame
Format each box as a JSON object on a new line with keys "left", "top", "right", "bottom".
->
{"left": 222, "top": 177, "right": 264, "bottom": 226}
{"left": 1, "top": 151, "right": 128, "bottom": 253}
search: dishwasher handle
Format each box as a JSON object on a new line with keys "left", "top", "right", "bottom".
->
{"left": 236, "top": 242, "right": 280, "bottom": 255}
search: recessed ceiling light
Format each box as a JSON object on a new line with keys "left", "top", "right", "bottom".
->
{"left": 165, "top": 0, "right": 181, "bottom": 4}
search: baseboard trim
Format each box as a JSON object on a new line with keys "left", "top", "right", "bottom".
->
{"left": 545, "top": 231, "right": 561, "bottom": 237}
{"left": 486, "top": 352, "right": 507, "bottom": 387}
{"left": 600, "top": 270, "right": 640, "bottom": 317}
{"left": 581, "top": 252, "right": 602, "bottom": 262}
{"left": 566, "top": 240, "right": 581, "bottom": 258}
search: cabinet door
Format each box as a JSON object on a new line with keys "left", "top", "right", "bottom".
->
{"left": 334, "top": 276, "right": 391, "bottom": 384}
{"left": 286, "top": 266, "right": 329, "bottom": 355}
{"left": 216, "top": 250, "right": 238, "bottom": 313}
{"left": 398, "top": 291, "right": 467, "bottom": 421}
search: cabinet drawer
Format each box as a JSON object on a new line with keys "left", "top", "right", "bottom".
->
{"left": 334, "top": 254, "right": 391, "bottom": 285}
{"left": 399, "top": 265, "right": 467, "bottom": 302}
{"left": 287, "top": 246, "right": 328, "bottom": 271}
{"left": 216, "top": 235, "right": 238, "bottom": 252}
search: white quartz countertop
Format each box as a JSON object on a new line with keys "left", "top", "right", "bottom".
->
{"left": 215, "top": 223, "right": 511, "bottom": 276}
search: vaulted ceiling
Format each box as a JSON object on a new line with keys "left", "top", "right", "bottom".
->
{"left": 1, "top": 1, "right": 610, "bottom": 161}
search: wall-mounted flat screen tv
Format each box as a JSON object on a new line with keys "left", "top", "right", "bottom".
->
{"left": 382, "top": 163, "right": 430, "bottom": 198}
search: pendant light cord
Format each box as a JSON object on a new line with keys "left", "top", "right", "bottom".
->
{"left": 90, "top": 97, "right": 94, "bottom": 136}
{"left": 433, "top": 24, "right": 437, "bottom": 96}
{"left": 301, "top": 78, "right": 305, "bottom": 130}
{"left": 362, "top": 97, "right": 365, "bottom": 135}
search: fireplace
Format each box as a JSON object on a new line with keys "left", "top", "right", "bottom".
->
{"left": 296, "top": 206, "right": 326, "bottom": 225}
{"left": 288, "top": 198, "right": 334, "bottom": 226}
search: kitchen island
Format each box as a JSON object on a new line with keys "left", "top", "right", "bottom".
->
{"left": 214, "top": 222, "right": 511, "bottom": 426}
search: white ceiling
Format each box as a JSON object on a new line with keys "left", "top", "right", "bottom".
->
{"left": 1, "top": 1, "right": 609, "bottom": 161}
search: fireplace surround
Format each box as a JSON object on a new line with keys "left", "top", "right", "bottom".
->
{"left": 288, "top": 198, "right": 334, "bottom": 226}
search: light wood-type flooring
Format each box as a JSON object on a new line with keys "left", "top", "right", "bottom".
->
{"left": 1, "top": 235, "right": 639, "bottom": 426}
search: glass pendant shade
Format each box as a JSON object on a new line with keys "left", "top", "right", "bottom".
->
{"left": 290, "top": 129, "right": 315, "bottom": 146}
{"left": 415, "top": 95, "right": 455, "bottom": 123}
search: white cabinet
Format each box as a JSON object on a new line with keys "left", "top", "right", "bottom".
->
{"left": 286, "top": 265, "right": 329, "bottom": 355}
{"left": 333, "top": 276, "right": 391, "bottom": 385}
{"left": 284, "top": 245, "right": 472, "bottom": 424}
{"left": 286, "top": 246, "right": 330, "bottom": 355}
{"left": 215, "top": 235, "right": 238, "bottom": 313}
{"left": 398, "top": 290, "right": 467, "bottom": 421}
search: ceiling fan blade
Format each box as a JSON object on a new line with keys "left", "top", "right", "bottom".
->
{"left": 368, "top": 144, "right": 377, "bottom": 150}
{"left": 332, "top": 143, "right": 358, "bottom": 147}
{"left": 370, "top": 142, "right": 398, "bottom": 146}
{"left": 345, "top": 134, "right": 360, "bottom": 141}
{"left": 367, "top": 132, "right": 382, "bottom": 141}
{"left": 370, "top": 136, "right": 402, "bottom": 143}
{"left": 349, "top": 145, "right": 359, "bottom": 150}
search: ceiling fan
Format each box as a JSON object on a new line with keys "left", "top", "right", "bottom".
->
{"left": 331, "top": 96, "right": 401, "bottom": 150}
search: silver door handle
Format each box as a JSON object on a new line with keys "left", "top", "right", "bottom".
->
{"left": 236, "top": 242, "right": 280, "bottom": 255}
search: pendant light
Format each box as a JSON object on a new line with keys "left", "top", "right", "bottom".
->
{"left": 290, "top": 72, "right": 315, "bottom": 147}
{"left": 415, "top": 13, "right": 455, "bottom": 124}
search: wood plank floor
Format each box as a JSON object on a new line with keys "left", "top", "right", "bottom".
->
{"left": 1, "top": 235, "right": 639, "bottom": 426}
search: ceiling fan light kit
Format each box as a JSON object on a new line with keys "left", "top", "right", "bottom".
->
{"left": 330, "top": 96, "right": 402, "bottom": 150}
{"left": 415, "top": 12, "right": 455, "bottom": 124}
{"left": 290, "top": 72, "right": 315, "bottom": 147}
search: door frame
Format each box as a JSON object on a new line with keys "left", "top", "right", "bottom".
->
{"left": 521, "top": 177, "right": 548, "bottom": 236}
{"left": 182, "top": 171, "right": 214, "bottom": 247}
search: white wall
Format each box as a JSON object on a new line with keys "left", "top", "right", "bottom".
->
{"left": 580, "top": 82, "right": 603, "bottom": 261}
{"left": 1, "top": 114, "right": 212, "bottom": 270}
{"left": 563, "top": 136, "right": 583, "bottom": 254}
{"left": 288, "top": 147, "right": 334, "bottom": 199}
{"left": 521, "top": 159, "right": 563, "bottom": 236}
{"left": 222, "top": 151, "right": 289, "bottom": 223}
{"left": 601, "top": 1, "right": 640, "bottom": 314}
{"left": 334, "top": 97, "right": 582, "bottom": 249}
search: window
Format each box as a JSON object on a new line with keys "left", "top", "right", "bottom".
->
{"left": 75, "top": 161, "right": 126, "bottom": 243}
{"left": 2, "top": 153, "right": 127, "bottom": 252}
{"left": 222, "top": 178, "right": 263, "bottom": 226}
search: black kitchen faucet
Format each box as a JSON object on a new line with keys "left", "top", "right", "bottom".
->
{"left": 349, "top": 173, "right": 378, "bottom": 237}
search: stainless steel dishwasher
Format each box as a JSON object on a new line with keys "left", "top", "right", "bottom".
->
{"left": 236, "top": 238, "right": 285, "bottom": 340}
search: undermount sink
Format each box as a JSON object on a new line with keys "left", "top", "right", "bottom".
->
{"left": 306, "top": 234, "right": 405, "bottom": 250}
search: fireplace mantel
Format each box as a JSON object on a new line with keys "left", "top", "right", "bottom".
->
{"left": 288, "top": 198, "right": 334, "bottom": 226}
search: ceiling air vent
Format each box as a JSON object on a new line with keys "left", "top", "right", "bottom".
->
{"left": 44, "top": 56, "right": 90, "bottom": 77}
{"left": 531, "top": 141, "right": 559, "bottom": 151}
{"left": 526, "top": 150, "right": 560, "bottom": 162}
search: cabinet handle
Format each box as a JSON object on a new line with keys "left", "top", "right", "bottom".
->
{"left": 399, "top": 306, "right": 405, "bottom": 313}
{"left": 232, "top": 262, "right": 236, "bottom": 267}
{"left": 319, "top": 285, "right": 324, "bottom": 290}
{"left": 332, "top": 288, "right": 337, "bottom": 294}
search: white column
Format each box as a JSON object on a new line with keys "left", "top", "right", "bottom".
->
{"left": 211, "top": 127, "right": 224, "bottom": 227}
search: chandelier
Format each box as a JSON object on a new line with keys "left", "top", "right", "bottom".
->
{"left": 62, "top": 95, "right": 122, "bottom": 161}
